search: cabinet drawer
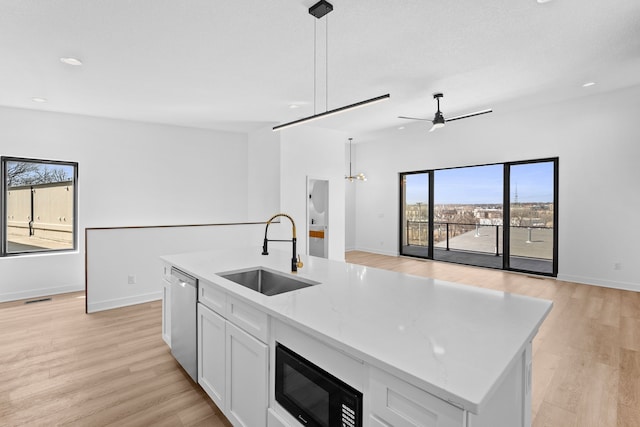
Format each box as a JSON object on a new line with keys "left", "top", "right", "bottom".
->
{"left": 227, "top": 296, "right": 269, "bottom": 343}
{"left": 199, "top": 279, "right": 226, "bottom": 316}
{"left": 370, "top": 368, "right": 464, "bottom": 427}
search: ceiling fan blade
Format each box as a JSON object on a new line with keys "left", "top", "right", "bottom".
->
{"left": 445, "top": 108, "right": 493, "bottom": 123}
{"left": 398, "top": 115, "right": 433, "bottom": 122}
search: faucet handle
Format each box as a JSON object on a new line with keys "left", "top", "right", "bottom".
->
{"left": 296, "top": 255, "right": 304, "bottom": 269}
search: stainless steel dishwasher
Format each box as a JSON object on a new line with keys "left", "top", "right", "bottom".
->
{"left": 170, "top": 267, "right": 197, "bottom": 381}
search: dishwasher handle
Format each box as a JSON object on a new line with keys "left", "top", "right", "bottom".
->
{"left": 170, "top": 267, "right": 197, "bottom": 287}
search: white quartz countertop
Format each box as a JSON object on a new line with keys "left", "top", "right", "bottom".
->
{"left": 161, "top": 248, "right": 552, "bottom": 413}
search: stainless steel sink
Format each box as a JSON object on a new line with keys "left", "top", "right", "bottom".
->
{"left": 218, "top": 267, "right": 319, "bottom": 296}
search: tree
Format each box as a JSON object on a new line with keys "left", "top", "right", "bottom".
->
{"left": 6, "top": 161, "right": 69, "bottom": 187}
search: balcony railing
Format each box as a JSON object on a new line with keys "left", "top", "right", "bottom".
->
{"left": 405, "top": 220, "right": 553, "bottom": 260}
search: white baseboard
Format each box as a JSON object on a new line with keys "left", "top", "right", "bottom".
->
{"left": 87, "top": 291, "right": 162, "bottom": 313}
{"left": 557, "top": 274, "right": 640, "bottom": 293}
{"left": 0, "top": 285, "right": 83, "bottom": 303}
{"left": 350, "top": 246, "right": 399, "bottom": 257}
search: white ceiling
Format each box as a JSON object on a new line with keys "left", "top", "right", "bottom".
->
{"left": 1, "top": 0, "right": 639, "bottom": 138}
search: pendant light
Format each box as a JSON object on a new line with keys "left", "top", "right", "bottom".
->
{"left": 273, "top": 1, "right": 390, "bottom": 131}
{"left": 345, "top": 138, "right": 366, "bottom": 182}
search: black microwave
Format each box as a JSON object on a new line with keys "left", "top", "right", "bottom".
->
{"left": 275, "top": 343, "right": 362, "bottom": 427}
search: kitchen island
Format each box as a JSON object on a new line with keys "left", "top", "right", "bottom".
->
{"left": 161, "top": 248, "right": 552, "bottom": 427}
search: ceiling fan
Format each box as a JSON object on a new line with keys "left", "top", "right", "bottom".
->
{"left": 398, "top": 93, "right": 492, "bottom": 132}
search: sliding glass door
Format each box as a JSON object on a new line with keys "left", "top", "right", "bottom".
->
{"left": 399, "top": 158, "right": 558, "bottom": 277}
{"left": 400, "top": 172, "right": 431, "bottom": 258}
{"left": 505, "top": 160, "right": 558, "bottom": 275}
{"left": 433, "top": 164, "right": 503, "bottom": 269}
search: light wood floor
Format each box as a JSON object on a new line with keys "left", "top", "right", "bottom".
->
{"left": 1, "top": 252, "right": 638, "bottom": 427}
{"left": 0, "top": 293, "right": 231, "bottom": 427}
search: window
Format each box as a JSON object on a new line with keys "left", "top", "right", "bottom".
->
{"left": 1, "top": 157, "right": 78, "bottom": 256}
{"left": 400, "top": 158, "right": 558, "bottom": 276}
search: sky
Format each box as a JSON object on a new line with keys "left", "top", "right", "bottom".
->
{"left": 405, "top": 161, "right": 554, "bottom": 205}
{"left": 7, "top": 160, "right": 75, "bottom": 184}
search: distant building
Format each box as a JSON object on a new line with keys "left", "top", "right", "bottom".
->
{"left": 473, "top": 208, "right": 503, "bottom": 226}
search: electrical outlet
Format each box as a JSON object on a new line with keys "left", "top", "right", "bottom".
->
{"left": 128, "top": 275, "right": 137, "bottom": 284}
{"left": 613, "top": 263, "right": 622, "bottom": 271}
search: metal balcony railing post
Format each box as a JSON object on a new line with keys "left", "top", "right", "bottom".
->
{"left": 446, "top": 222, "right": 450, "bottom": 251}
{"left": 495, "top": 225, "right": 500, "bottom": 256}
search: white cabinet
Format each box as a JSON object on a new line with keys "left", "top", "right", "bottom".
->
{"left": 162, "top": 280, "right": 171, "bottom": 347}
{"left": 267, "top": 408, "right": 291, "bottom": 427}
{"left": 161, "top": 262, "right": 172, "bottom": 347}
{"left": 197, "top": 288, "right": 269, "bottom": 427}
{"left": 466, "top": 342, "right": 529, "bottom": 427}
{"left": 199, "top": 279, "right": 226, "bottom": 315}
{"left": 369, "top": 341, "right": 532, "bottom": 427}
{"left": 226, "top": 321, "right": 268, "bottom": 427}
{"left": 227, "top": 295, "right": 269, "bottom": 342}
{"left": 370, "top": 415, "right": 393, "bottom": 427}
{"left": 198, "top": 303, "right": 226, "bottom": 410}
{"left": 369, "top": 367, "right": 465, "bottom": 427}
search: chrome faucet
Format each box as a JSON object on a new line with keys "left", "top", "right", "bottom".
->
{"left": 262, "top": 213, "right": 303, "bottom": 272}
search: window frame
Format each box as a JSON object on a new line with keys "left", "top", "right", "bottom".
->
{"left": 399, "top": 157, "right": 558, "bottom": 277}
{"left": 1, "top": 156, "right": 79, "bottom": 257}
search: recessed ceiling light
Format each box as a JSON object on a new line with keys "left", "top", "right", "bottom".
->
{"left": 398, "top": 126, "right": 405, "bottom": 130}
{"left": 582, "top": 82, "right": 596, "bottom": 87}
{"left": 60, "top": 57, "right": 83, "bottom": 66}
{"left": 288, "top": 104, "right": 300, "bottom": 109}
{"left": 31, "top": 97, "right": 47, "bottom": 103}
{"left": 537, "top": 0, "right": 553, "bottom": 3}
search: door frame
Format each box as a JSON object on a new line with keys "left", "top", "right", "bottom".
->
{"left": 306, "top": 176, "right": 330, "bottom": 258}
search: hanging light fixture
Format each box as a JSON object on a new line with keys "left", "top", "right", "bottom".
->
{"left": 273, "top": 1, "right": 390, "bottom": 132}
{"left": 345, "top": 138, "right": 366, "bottom": 182}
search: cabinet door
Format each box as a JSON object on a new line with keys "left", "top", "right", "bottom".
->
{"left": 226, "top": 322, "right": 268, "bottom": 427}
{"left": 162, "top": 281, "right": 171, "bottom": 347}
{"left": 198, "top": 303, "right": 226, "bottom": 410}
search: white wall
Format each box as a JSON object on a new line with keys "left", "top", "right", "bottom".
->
{"left": 247, "top": 125, "right": 280, "bottom": 222}
{"left": 351, "top": 86, "right": 640, "bottom": 291}
{"left": 86, "top": 223, "right": 266, "bottom": 312}
{"left": 279, "top": 126, "right": 348, "bottom": 261}
{"left": 345, "top": 142, "right": 357, "bottom": 251}
{"left": 0, "top": 106, "right": 249, "bottom": 302}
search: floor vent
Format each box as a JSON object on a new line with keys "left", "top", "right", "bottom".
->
{"left": 24, "top": 297, "right": 52, "bottom": 305}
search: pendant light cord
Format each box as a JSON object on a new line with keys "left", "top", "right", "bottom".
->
{"left": 313, "top": 16, "right": 329, "bottom": 114}
{"left": 349, "top": 138, "right": 353, "bottom": 176}
{"left": 325, "top": 15, "right": 329, "bottom": 112}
